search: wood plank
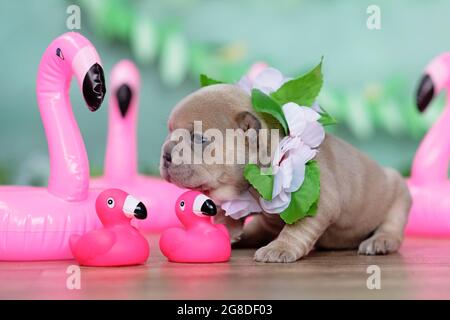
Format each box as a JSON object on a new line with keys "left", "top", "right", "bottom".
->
{"left": 1, "top": 236, "right": 450, "bottom": 299}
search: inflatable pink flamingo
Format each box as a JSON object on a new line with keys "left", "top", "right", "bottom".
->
{"left": 406, "top": 52, "right": 450, "bottom": 237}
{"left": 91, "top": 60, "right": 184, "bottom": 231}
{"left": 0, "top": 32, "right": 106, "bottom": 261}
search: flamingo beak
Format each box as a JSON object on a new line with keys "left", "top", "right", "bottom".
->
{"left": 117, "top": 84, "right": 133, "bottom": 118}
{"left": 193, "top": 194, "right": 217, "bottom": 216}
{"left": 123, "top": 195, "right": 148, "bottom": 220}
{"left": 201, "top": 199, "right": 217, "bottom": 216}
{"left": 416, "top": 74, "right": 435, "bottom": 113}
{"left": 133, "top": 202, "right": 147, "bottom": 220}
{"left": 83, "top": 63, "right": 106, "bottom": 112}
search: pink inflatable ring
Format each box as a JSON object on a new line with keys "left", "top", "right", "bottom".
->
{"left": 0, "top": 32, "right": 105, "bottom": 261}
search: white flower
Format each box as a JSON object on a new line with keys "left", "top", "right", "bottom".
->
{"left": 221, "top": 191, "right": 262, "bottom": 220}
{"left": 260, "top": 103, "right": 325, "bottom": 213}
{"left": 237, "top": 67, "right": 291, "bottom": 95}
{"left": 311, "top": 100, "right": 323, "bottom": 113}
{"left": 227, "top": 66, "right": 326, "bottom": 218}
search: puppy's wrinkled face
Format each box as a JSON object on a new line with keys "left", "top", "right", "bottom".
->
{"left": 160, "top": 84, "right": 268, "bottom": 203}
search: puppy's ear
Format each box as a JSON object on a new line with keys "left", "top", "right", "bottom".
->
{"left": 235, "top": 111, "right": 261, "bottom": 131}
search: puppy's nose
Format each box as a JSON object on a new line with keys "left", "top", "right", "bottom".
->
{"left": 162, "top": 141, "right": 176, "bottom": 167}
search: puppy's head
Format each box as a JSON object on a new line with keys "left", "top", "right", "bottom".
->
{"left": 160, "top": 84, "right": 273, "bottom": 203}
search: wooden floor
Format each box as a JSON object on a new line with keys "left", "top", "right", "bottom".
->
{"left": 1, "top": 235, "right": 450, "bottom": 299}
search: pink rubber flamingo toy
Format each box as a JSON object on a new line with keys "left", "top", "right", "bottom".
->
{"left": 91, "top": 60, "right": 184, "bottom": 231}
{"left": 70, "top": 189, "right": 149, "bottom": 266}
{"left": 159, "top": 191, "right": 231, "bottom": 263}
{"left": 0, "top": 32, "right": 106, "bottom": 261}
{"left": 406, "top": 52, "right": 450, "bottom": 237}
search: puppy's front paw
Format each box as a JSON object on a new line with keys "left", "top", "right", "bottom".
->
{"left": 254, "top": 241, "right": 303, "bottom": 263}
{"left": 230, "top": 233, "right": 242, "bottom": 245}
{"left": 358, "top": 234, "right": 401, "bottom": 255}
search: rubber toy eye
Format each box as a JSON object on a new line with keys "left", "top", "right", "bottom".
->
{"left": 107, "top": 198, "right": 115, "bottom": 209}
{"left": 179, "top": 200, "right": 185, "bottom": 211}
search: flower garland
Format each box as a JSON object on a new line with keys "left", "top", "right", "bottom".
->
{"left": 200, "top": 59, "right": 336, "bottom": 224}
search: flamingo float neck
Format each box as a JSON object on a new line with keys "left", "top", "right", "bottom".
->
{"left": 104, "top": 60, "right": 140, "bottom": 182}
{"left": 412, "top": 52, "right": 450, "bottom": 185}
{"left": 36, "top": 32, "right": 105, "bottom": 201}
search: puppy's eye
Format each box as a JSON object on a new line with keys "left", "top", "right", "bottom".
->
{"left": 179, "top": 200, "right": 185, "bottom": 211}
{"left": 193, "top": 133, "right": 209, "bottom": 144}
{"left": 107, "top": 197, "right": 115, "bottom": 209}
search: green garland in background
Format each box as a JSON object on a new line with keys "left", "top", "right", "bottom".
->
{"left": 319, "top": 79, "right": 444, "bottom": 140}
{"left": 78, "top": 0, "right": 249, "bottom": 86}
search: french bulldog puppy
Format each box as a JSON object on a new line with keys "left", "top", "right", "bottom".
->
{"left": 160, "top": 84, "right": 411, "bottom": 263}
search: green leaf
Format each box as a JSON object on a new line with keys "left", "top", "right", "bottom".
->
{"left": 244, "top": 164, "right": 274, "bottom": 201}
{"left": 251, "top": 89, "right": 289, "bottom": 135}
{"left": 200, "top": 74, "right": 223, "bottom": 87}
{"left": 319, "top": 109, "right": 337, "bottom": 126}
{"left": 271, "top": 58, "right": 323, "bottom": 107}
{"left": 280, "top": 160, "right": 321, "bottom": 224}
{"left": 306, "top": 199, "right": 319, "bottom": 216}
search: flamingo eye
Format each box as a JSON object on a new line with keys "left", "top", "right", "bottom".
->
{"left": 107, "top": 198, "right": 115, "bottom": 209}
{"left": 56, "top": 48, "right": 64, "bottom": 60}
{"left": 179, "top": 200, "right": 185, "bottom": 211}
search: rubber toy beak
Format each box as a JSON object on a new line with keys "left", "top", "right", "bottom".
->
{"left": 134, "top": 202, "right": 147, "bottom": 220}
{"left": 201, "top": 199, "right": 217, "bottom": 216}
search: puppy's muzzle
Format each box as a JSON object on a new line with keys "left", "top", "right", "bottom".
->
{"left": 163, "top": 152, "right": 172, "bottom": 167}
{"left": 162, "top": 141, "right": 176, "bottom": 168}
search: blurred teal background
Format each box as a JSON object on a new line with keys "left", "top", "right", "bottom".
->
{"left": 0, "top": 0, "right": 449, "bottom": 185}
